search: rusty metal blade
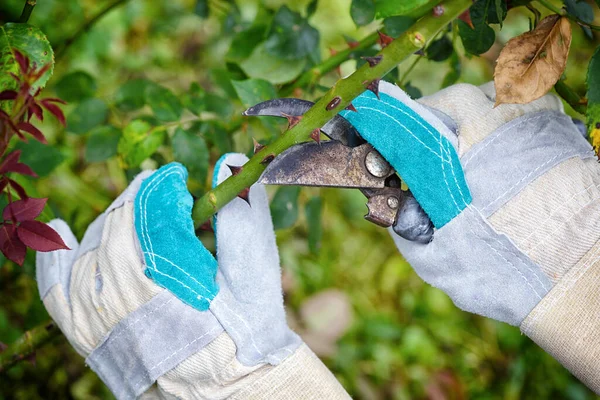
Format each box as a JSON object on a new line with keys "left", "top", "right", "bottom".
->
{"left": 243, "top": 98, "right": 365, "bottom": 147}
{"left": 258, "top": 141, "right": 393, "bottom": 188}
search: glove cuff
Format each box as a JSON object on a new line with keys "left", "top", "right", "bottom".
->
{"left": 521, "top": 237, "right": 600, "bottom": 395}
{"left": 230, "top": 344, "right": 350, "bottom": 400}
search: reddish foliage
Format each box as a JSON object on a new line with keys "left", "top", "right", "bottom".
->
{"left": 17, "top": 221, "right": 69, "bottom": 252}
{"left": 0, "top": 49, "right": 68, "bottom": 265}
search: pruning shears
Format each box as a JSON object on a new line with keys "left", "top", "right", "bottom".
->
{"left": 243, "top": 99, "right": 434, "bottom": 244}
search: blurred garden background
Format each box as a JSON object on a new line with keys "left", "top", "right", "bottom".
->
{"left": 1, "top": 0, "right": 599, "bottom": 398}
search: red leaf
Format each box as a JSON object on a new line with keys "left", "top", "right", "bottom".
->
{"left": 40, "top": 100, "right": 65, "bottom": 126}
{"left": 8, "top": 179, "right": 28, "bottom": 200}
{"left": 28, "top": 102, "right": 43, "bottom": 122}
{"left": 41, "top": 97, "right": 67, "bottom": 105}
{"left": 3, "top": 198, "right": 46, "bottom": 222}
{"left": 17, "top": 220, "right": 70, "bottom": 252}
{"left": 0, "top": 90, "right": 17, "bottom": 101}
{"left": 12, "top": 49, "right": 29, "bottom": 75}
{"left": 31, "top": 63, "right": 51, "bottom": 81}
{"left": 0, "top": 223, "right": 26, "bottom": 265}
{"left": 16, "top": 122, "right": 47, "bottom": 143}
{"left": 0, "top": 150, "right": 21, "bottom": 174}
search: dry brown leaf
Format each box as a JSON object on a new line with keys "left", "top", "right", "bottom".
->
{"left": 494, "top": 15, "right": 571, "bottom": 106}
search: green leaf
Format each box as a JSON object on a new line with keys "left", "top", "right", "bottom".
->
{"left": 115, "top": 78, "right": 152, "bottom": 112}
{"left": 54, "top": 71, "right": 96, "bottom": 102}
{"left": 264, "top": 6, "right": 320, "bottom": 61}
{"left": 403, "top": 82, "right": 422, "bottom": 99}
{"left": 226, "top": 24, "right": 268, "bottom": 64}
{"left": 240, "top": 44, "right": 306, "bottom": 84}
{"left": 0, "top": 23, "right": 54, "bottom": 92}
{"left": 374, "top": 0, "right": 440, "bottom": 18}
{"left": 85, "top": 125, "right": 121, "bottom": 162}
{"left": 565, "top": 0, "right": 594, "bottom": 24}
{"left": 270, "top": 186, "right": 301, "bottom": 230}
{"left": 587, "top": 46, "right": 600, "bottom": 147}
{"left": 458, "top": 19, "right": 495, "bottom": 55}
{"left": 172, "top": 126, "right": 209, "bottom": 183}
{"left": 307, "top": 0, "right": 319, "bottom": 17}
{"left": 202, "top": 122, "right": 232, "bottom": 154}
{"left": 66, "top": 98, "right": 109, "bottom": 135}
{"left": 195, "top": 0, "right": 209, "bottom": 18}
{"left": 351, "top": 0, "right": 376, "bottom": 26}
{"left": 14, "top": 141, "right": 65, "bottom": 177}
{"left": 183, "top": 82, "right": 205, "bottom": 116}
{"left": 383, "top": 16, "right": 416, "bottom": 37}
{"left": 305, "top": 196, "right": 322, "bottom": 254}
{"left": 118, "top": 119, "right": 166, "bottom": 168}
{"left": 442, "top": 52, "right": 461, "bottom": 87}
{"left": 426, "top": 35, "right": 453, "bottom": 62}
{"left": 145, "top": 83, "right": 183, "bottom": 122}
{"left": 491, "top": 0, "right": 507, "bottom": 26}
{"left": 232, "top": 79, "right": 277, "bottom": 108}
{"left": 204, "top": 92, "right": 233, "bottom": 118}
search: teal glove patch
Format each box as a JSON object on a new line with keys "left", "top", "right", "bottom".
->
{"left": 340, "top": 91, "right": 471, "bottom": 228}
{"left": 134, "top": 163, "right": 219, "bottom": 310}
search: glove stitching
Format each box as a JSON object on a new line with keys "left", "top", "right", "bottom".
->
{"left": 138, "top": 167, "right": 214, "bottom": 302}
{"left": 481, "top": 148, "right": 571, "bottom": 214}
{"left": 524, "top": 245, "right": 600, "bottom": 331}
{"left": 362, "top": 96, "right": 469, "bottom": 209}
{"left": 462, "top": 114, "right": 549, "bottom": 168}
{"left": 355, "top": 106, "right": 446, "bottom": 161}
{"left": 467, "top": 205, "right": 545, "bottom": 300}
{"left": 526, "top": 192, "right": 600, "bottom": 255}
{"left": 212, "top": 295, "right": 265, "bottom": 361}
{"left": 130, "top": 326, "right": 223, "bottom": 396}
{"left": 94, "top": 295, "right": 174, "bottom": 364}
{"left": 520, "top": 182, "right": 600, "bottom": 247}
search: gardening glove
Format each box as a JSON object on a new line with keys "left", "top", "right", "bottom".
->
{"left": 341, "top": 81, "right": 600, "bottom": 394}
{"left": 36, "top": 155, "right": 350, "bottom": 400}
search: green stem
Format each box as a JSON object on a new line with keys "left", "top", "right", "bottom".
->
{"left": 55, "top": 0, "right": 129, "bottom": 60}
{"left": 0, "top": 321, "right": 59, "bottom": 374}
{"left": 536, "top": 0, "right": 600, "bottom": 31}
{"left": 554, "top": 79, "right": 587, "bottom": 114}
{"left": 279, "top": 32, "right": 380, "bottom": 97}
{"left": 191, "top": 0, "right": 472, "bottom": 227}
{"left": 18, "top": 0, "right": 36, "bottom": 23}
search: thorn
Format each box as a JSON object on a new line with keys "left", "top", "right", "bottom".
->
{"left": 377, "top": 31, "right": 393, "bottom": 48}
{"left": 361, "top": 55, "right": 382, "bottom": 67}
{"left": 328, "top": 47, "right": 338, "bottom": 56}
{"left": 326, "top": 96, "right": 342, "bottom": 111}
{"left": 310, "top": 128, "right": 321, "bottom": 145}
{"left": 253, "top": 138, "right": 266, "bottom": 154}
{"left": 198, "top": 220, "right": 213, "bottom": 232}
{"left": 432, "top": 4, "right": 444, "bottom": 16}
{"left": 227, "top": 164, "right": 242, "bottom": 176}
{"left": 345, "top": 103, "right": 357, "bottom": 112}
{"left": 237, "top": 187, "right": 251, "bottom": 205}
{"left": 260, "top": 154, "right": 275, "bottom": 165}
{"left": 345, "top": 37, "right": 359, "bottom": 49}
{"left": 281, "top": 112, "right": 302, "bottom": 129}
{"left": 363, "top": 79, "right": 380, "bottom": 99}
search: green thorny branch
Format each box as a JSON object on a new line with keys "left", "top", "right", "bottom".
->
{"left": 0, "top": 0, "right": 471, "bottom": 373}
{"left": 0, "top": 321, "right": 58, "bottom": 374}
{"left": 191, "top": 0, "right": 472, "bottom": 227}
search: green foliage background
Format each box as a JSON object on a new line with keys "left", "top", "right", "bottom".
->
{"left": 0, "top": 0, "right": 599, "bottom": 398}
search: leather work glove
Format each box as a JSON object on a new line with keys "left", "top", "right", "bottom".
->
{"left": 341, "top": 81, "right": 600, "bottom": 394}
{"left": 36, "top": 155, "right": 350, "bottom": 399}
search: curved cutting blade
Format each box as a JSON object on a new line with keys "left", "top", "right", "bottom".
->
{"left": 243, "top": 98, "right": 365, "bottom": 147}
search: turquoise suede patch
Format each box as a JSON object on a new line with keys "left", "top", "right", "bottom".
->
{"left": 134, "top": 163, "right": 219, "bottom": 311}
{"left": 340, "top": 91, "right": 471, "bottom": 228}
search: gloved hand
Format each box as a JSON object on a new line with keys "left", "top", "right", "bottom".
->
{"left": 36, "top": 155, "right": 349, "bottom": 399}
{"left": 342, "top": 81, "right": 600, "bottom": 393}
